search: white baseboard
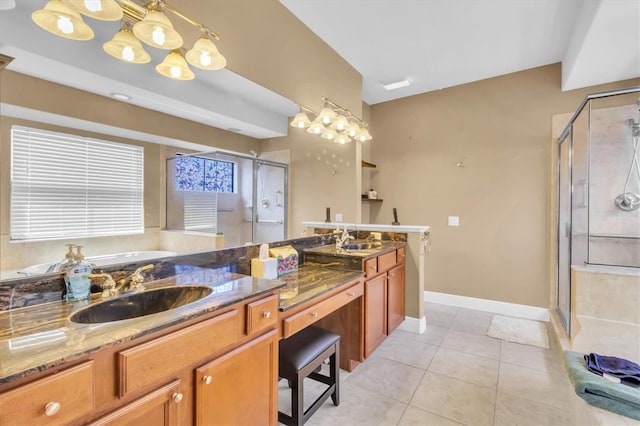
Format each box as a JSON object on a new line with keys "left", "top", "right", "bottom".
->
{"left": 397, "top": 315, "right": 427, "bottom": 334}
{"left": 424, "top": 291, "right": 550, "bottom": 322}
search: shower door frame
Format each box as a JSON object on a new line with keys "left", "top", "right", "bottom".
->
{"left": 252, "top": 159, "right": 289, "bottom": 244}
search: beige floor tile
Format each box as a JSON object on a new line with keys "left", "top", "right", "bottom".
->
{"left": 500, "top": 340, "right": 564, "bottom": 373}
{"left": 410, "top": 371, "right": 496, "bottom": 426}
{"left": 393, "top": 325, "right": 449, "bottom": 347}
{"left": 450, "top": 309, "right": 494, "bottom": 335}
{"left": 345, "top": 356, "right": 425, "bottom": 403}
{"left": 498, "top": 361, "right": 572, "bottom": 410}
{"left": 398, "top": 405, "right": 463, "bottom": 426}
{"left": 494, "top": 391, "right": 572, "bottom": 425}
{"left": 373, "top": 333, "right": 439, "bottom": 369}
{"left": 441, "top": 329, "right": 502, "bottom": 359}
{"left": 306, "top": 380, "right": 407, "bottom": 426}
{"left": 425, "top": 303, "right": 459, "bottom": 328}
{"left": 428, "top": 347, "right": 499, "bottom": 389}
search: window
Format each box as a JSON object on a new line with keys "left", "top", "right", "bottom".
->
{"left": 10, "top": 126, "right": 144, "bottom": 241}
{"left": 175, "top": 156, "right": 235, "bottom": 193}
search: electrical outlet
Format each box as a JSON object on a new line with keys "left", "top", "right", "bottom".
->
{"left": 448, "top": 216, "right": 459, "bottom": 227}
{"left": 335, "top": 213, "right": 343, "bottom": 222}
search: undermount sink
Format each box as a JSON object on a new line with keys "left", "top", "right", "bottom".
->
{"left": 341, "top": 241, "right": 383, "bottom": 250}
{"left": 69, "top": 285, "right": 213, "bottom": 324}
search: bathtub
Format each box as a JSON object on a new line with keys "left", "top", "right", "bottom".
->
{"left": 13, "top": 250, "right": 177, "bottom": 277}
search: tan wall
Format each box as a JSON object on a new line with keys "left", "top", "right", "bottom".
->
{"left": 370, "top": 63, "right": 639, "bottom": 308}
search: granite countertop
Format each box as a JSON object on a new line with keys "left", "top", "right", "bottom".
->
{"left": 302, "top": 240, "right": 404, "bottom": 259}
{"left": 0, "top": 266, "right": 284, "bottom": 386}
{"left": 277, "top": 265, "right": 364, "bottom": 311}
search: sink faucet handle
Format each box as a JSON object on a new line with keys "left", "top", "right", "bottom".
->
{"left": 88, "top": 272, "right": 116, "bottom": 298}
{"left": 130, "top": 264, "right": 154, "bottom": 290}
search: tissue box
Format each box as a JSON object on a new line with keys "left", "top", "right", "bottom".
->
{"left": 251, "top": 257, "right": 278, "bottom": 279}
{"left": 269, "top": 245, "right": 299, "bottom": 276}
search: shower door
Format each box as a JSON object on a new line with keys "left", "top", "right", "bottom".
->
{"left": 557, "top": 132, "right": 572, "bottom": 333}
{"left": 253, "top": 160, "right": 287, "bottom": 244}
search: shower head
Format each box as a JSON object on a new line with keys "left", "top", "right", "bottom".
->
{"left": 625, "top": 118, "right": 640, "bottom": 136}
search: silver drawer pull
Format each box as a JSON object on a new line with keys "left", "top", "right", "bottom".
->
{"left": 45, "top": 401, "right": 60, "bottom": 417}
{"left": 203, "top": 375, "right": 213, "bottom": 385}
{"left": 311, "top": 312, "right": 318, "bottom": 318}
{"left": 347, "top": 292, "right": 355, "bottom": 297}
{"left": 263, "top": 311, "right": 271, "bottom": 318}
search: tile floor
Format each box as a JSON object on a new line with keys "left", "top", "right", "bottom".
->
{"left": 278, "top": 302, "right": 640, "bottom": 426}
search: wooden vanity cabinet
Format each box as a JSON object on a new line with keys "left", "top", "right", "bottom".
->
{"left": 363, "top": 247, "right": 406, "bottom": 357}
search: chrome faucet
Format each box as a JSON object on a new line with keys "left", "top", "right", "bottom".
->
{"left": 334, "top": 226, "right": 354, "bottom": 249}
{"left": 88, "top": 272, "right": 117, "bottom": 298}
{"left": 116, "top": 264, "right": 154, "bottom": 294}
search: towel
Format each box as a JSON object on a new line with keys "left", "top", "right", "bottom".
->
{"left": 563, "top": 351, "right": 640, "bottom": 420}
{"left": 584, "top": 353, "right": 640, "bottom": 387}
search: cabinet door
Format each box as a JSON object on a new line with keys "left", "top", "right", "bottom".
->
{"left": 88, "top": 380, "right": 181, "bottom": 426}
{"left": 364, "top": 274, "right": 387, "bottom": 358}
{"left": 196, "top": 330, "right": 278, "bottom": 426}
{"left": 387, "top": 264, "right": 405, "bottom": 334}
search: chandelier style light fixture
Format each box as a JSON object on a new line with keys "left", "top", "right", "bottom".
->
{"left": 31, "top": 0, "right": 226, "bottom": 81}
{"left": 290, "top": 97, "right": 373, "bottom": 144}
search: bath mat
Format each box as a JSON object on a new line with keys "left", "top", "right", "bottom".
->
{"left": 487, "top": 315, "right": 549, "bottom": 349}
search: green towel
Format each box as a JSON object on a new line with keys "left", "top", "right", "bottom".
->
{"left": 563, "top": 350, "right": 640, "bottom": 420}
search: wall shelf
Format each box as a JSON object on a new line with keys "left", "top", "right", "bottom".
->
{"left": 361, "top": 197, "right": 383, "bottom": 202}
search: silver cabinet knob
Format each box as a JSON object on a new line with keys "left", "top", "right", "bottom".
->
{"left": 263, "top": 311, "right": 271, "bottom": 318}
{"left": 172, "top": 392, "right": 183, "bottom": 403}
{"left": 45, "top": 401, "right": 61, "bottom": 417}
{"left": 202, "top": 375, "right": 213, "bottom": 385}
{"left": 311, "top": 312, "right": 318, "bottom": 318}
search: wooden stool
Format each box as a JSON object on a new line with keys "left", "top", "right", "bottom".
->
{"left": 278, "top": 326, "right": 340, "bottom": 426}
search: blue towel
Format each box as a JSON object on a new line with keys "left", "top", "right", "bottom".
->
{"left": 584, "top": 353, "right": 640, "bottom": 387}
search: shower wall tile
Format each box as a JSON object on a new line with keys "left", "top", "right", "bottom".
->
{"left": 574, "top": 268, "right": 640, "bottom": 324}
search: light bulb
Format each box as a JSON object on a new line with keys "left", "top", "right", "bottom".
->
{"left": 152, "top": 27, "right": 165, "bottom": 45}
{"left": 57, "top": 14, "right": 73, "bottom": 33}
{"left": 199, "top": 51, "right": 211, "bottom": 67}
{"left": 122, "top": 46, "right": 134, "bottom": 61}
{"left": 170, "top": 66, "right": 181, "bottom": 78}
{"left": 84, "top": 0, "right": 101, "bottom": 12}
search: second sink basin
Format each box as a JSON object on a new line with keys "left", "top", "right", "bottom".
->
{"left": 69, "top": 285, "right": 213, "bottom": 324}
{"left": 341, "top": 241, "right": 383, "bottom": 250}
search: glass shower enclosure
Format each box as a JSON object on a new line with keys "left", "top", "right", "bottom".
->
{"left": 556, "top": 87, "right": 640, "bottom": 334}
{"left": 166, "top": 151, "right": 288, "bottom": 247}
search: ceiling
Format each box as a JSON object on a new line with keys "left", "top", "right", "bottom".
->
{"left": 280, "top": 0, "right": 640, "bottom": 105}
{"left": 0, "top": 1, "right": 638, "bottom": 141}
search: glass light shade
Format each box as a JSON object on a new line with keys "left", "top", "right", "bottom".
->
{"left": 330, "top": 115, "right": 349, "bottom": 131}
{"left": 186, "top": 37, "right": 226, "bottom": 70}
{"left": 306, "top": 121, "right": 326, "bottom": 135}
{"left": 355, "top": 127, "right": 373, "bottom": 142}
{"left": 32, "top": 0, "right": 94, "bottom": 40}
{"left": 335, "top": 133, "right": 352, "bottom": 144}
{"left": 63, "top": 0, "right": 123, "bottom": 21}
{"left": 133, "top": 8, "right": 183, "bottom": 50}
{"left": 316, "top": 107, "right": 336, "bottom": 124}
{"left": 320, "top": 128, "right": 338, "bottom": 140}
{"left": 156, "top": 50, "right": 195, "bottom": 80}
{"left": 290, "top": 112, "right": 311, "bottom": 128}
{"left": 103, "top": 27, "right": 151, "bottom": 64}
{"left": 345, "top": 121, "right": 360, "bottom": 137}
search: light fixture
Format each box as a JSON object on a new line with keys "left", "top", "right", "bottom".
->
{"left": 382, "top": 79, "right": 410, "bottom": 91}
{"left": 291, "top": 97, "right": 373, "bottom": 143}
{"left": 156, "top": 49, "right": 194, "bottom": 80}
{"left": 103, "top": 25, "right": 151, "bottom": 64}
{"left": 186, "top": 34, "right": 226, "bottom": 70}
{"left": 31, "top": 0, "right": 227, "bottom": 82}
{"left": 110, "top": 92, "right": 132, "bottom": 101}
{"left": 290, "top": 110, "right": 311, "bottom": 129}
{"left": 133, "top": 5, "right": 182, "bottom": 50}
{"left": 31, "top": 0, "right": 94, "bottom": 40}
{"left": 63, "top": 0, "right": 123, "bottom": 21}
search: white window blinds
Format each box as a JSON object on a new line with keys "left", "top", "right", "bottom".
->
{"left": 11, "top": 126, "right": 144, "bottom": 241}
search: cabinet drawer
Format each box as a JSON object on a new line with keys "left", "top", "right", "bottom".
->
{"left": 364, "top": 257, "right": 377, "bottom": 278}
{"left": 0, "top": 361, "right": 95, "bottom": 426}
{"left": 246, "top": 294, "right": 278, "bottom": 335}
{"left": 119, "top": 309, "right": 240, "bottom": 398}
{"left": 397, "top": 247, "right": 406, "bottom": 263}
{"left": 378, "top": 251, "right": 397, "bottom": 273}
{"left": 283, "top": 281, "right": 363, "bottom": 338}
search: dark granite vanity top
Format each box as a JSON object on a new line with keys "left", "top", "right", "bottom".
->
{"left": 0, "top": 267, "right": 284, "bottom": 385}
{"left": 302, "top": 241, "right": 405, "bottom": 271}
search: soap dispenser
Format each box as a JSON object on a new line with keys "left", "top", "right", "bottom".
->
{"left": 64, "top": 246, "right": 93, "bottom": 301}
